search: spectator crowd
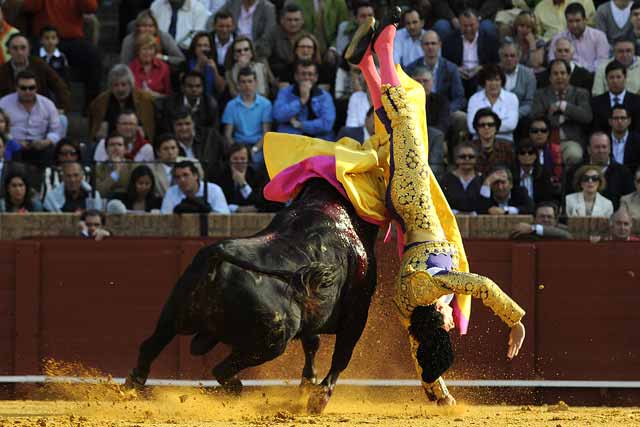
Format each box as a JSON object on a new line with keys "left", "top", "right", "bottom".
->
{"left": 0, "top": 0, "right": 638, "bottom": 240}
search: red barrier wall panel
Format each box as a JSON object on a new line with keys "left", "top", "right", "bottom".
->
{"left": 0, "top": 243, "right": 16, "bottom": 375}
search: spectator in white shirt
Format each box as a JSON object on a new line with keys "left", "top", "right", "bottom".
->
{"left": 161, "top": 159, "right": 229, "bottom": 213}
{"left": 466, "top": 64, "right": 519, "bottom": 142}
{"left": 150, "top": 0, "right": 211, "bottom": 49}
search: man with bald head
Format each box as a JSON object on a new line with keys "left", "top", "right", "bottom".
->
{"left": 608, "top": 207, "right": 639, "bottom": 240}
{"left": 538, "top": 37, "right": 593, "bottom": 91}
{"left": 405, "top": 30, "right": 465, "bottom": 113}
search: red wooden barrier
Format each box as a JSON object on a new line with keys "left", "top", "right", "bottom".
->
{"left": 1, "top": 239, "right": 639, "bottom": 387}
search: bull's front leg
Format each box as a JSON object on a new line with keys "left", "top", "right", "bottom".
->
{"left": 307, "top": 290, "right": 373, "bottom": 414}
{"left": 301, "top": 334, "right": 320, "bottom": 386}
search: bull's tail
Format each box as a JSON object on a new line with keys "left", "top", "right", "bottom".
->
{"left": 290, "top": 263, "right": 339, "bottom": 316}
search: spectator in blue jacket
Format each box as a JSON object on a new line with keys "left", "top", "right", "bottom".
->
{"left": 272, "top": 60, "right": 335, "bottom": 141}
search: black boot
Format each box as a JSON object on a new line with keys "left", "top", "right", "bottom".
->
{"left": 371, "top": 5, "right": 402, "bottom": 54}
{"left": 344, "top": 16, "right": 376, "bottom": 65}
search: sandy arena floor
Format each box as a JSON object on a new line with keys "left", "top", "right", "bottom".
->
{"left": 0, "top": 385, "right": 638, "bottom": 427}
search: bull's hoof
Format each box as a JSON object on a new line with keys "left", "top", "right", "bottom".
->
{"left": 219, "top": 377, "right": 243, "bottom": 396}
{"left": 123, "top": 370, "right": 146, "bottom": 391}
{"left": 307, "top": 385, "right": 332, "bottom": 414}
{"left": 300, "top": 376, "right": 317, "bottom": 387}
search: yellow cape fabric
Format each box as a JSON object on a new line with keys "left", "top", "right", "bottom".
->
{"left": 263, "top": 66, "right": 471, "bottom": 322}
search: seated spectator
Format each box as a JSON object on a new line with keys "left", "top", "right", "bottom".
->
{"left": 44, "top": 161, "right": 102, "bottom": 213}
{"left": 336, "top": 106, "right": 374, "bottom": 143}
{"left": 95, "top": 132, "right": 135, "bottom": 200}
{"left": 624, "top": 1, "right": 640, "bottom": 54}
{"left": 218, "top": 0, "right": 275, "bottom": 60}
{"left": 620, "top": 166, "right": 640, "bottom": 218}
{"left": 532, "top": 59, "right": 593, "bottom": 167}
{"left": 592, "top": 37, "right": 640, "bottom": 95}
{"left": 23, "top": 0, "right": 102, "bottom": 108}
{"left": 608, "top": 104, "right": 640, "bottom": 171}
{"left": 441, "top": 142, "right": 483, "bottom": 214}
{"left": 411, "top": 67, "right": 446, "bottom": 178}
{"left": 0, "top": 169, "right": 44, "bottom": 212}
{"left": 161, "top": 160, "right": 229, "bottom": 213}
{"left": 38, "top": 26, "right": 69, "bottom": 83}
{"left": 118, "top": 0, "right": 154, "bottom": 45}
{"left": 222, "top": 67, "right": 272, "bottom": 163}
{"left": 0, "top": 108, "right": 22, "bottom": 161}
{"left": 431, "top": 0, "right": 501, "bottom": 41}
{"left": 273, "top": 60, "right": 335, "bottom": 141}
{"left": 511, "top": 201, "right": 574, "bottom": 240}
{"left": 151, "top": 133, "right": 203, "bottom": 196}
{"left": 290, "top": 0, "right": 349, "bottom": 64}
{"left": 470, "top": 108, "right": 514, "bottom": 176}
{"left": 89, "top": 64, "right": 156, "bottom": 142}
{"left": 537, "top": 37, "right": 594, "bottom": 91}
{"left": 476, "top": 165, "right": 535, "bottom": 215}
{"left": 512, "top": 11, "right": 546, "bottom": 73}
{"left": 158, "top": 70, "right": 219, "bottom": 138}
{"left": 93, "top": 110, "right": 154, "bottom": 162}
{"left": 224, "top": 36, "right": 276, "bottom": 99}
{"left": 393, "top": 8, "right": 427, "bottom": 69}
{"left": 0, "top": 7, "right": 18, "bottom": 66}
{"left": 42, "top": 139, "right": 90, "bottom": 200}
{"left": 608, "top": 206, "right": 640, "bottom": 240}
{"left": 149, "top": 0, "right": 210, "bottom": 50}
{"left": 0, "top": 33, "right": 71, "bottom": 112}
{"left": 534, "top": 0, "right": 596, "bottom": 41}
{"left": 466, "top": 64, "right": 519, "bottom": 142}
{"left": 282, "top": 33, "right": 333, "bottom": 90}
{"left": 78, "top": 209, "right": 111, "bottom": 241}
{"left": 596, "top": 0, "right": 633, "bottom": 44}
{"left": 565, "top": 164, "right": 615, "bottom": 217}
{"left": 405, "top": 30, "right": 466, "bottom": 114}
{"left": 128, "top": 33, "right": 172, "bottom": 98}
{"left": 548, "top": 3, "right": 609, "bottom": 73}
{"left": 334, "top": 1, "right": 374, "bottom": 59}
{"left": 528, "top": 117, "right": 564, "bottom": 187}
{"left": 116, "top": 164, "right": 163, "bottom": 212}
{"left": 267, "top": 3, "right": 305, "bottom": 86}
{"left": 206, "top": 10, "right": 235, "bottom": 74}
{"left": 214, "top": 143, "right": 268, "bottom": 212}
{"left": 411, "top": 67, "right": 449, "bottom": 133}
{"left": 120, "top": 9, "right": 185, "bottom": 66}
{"left": 0, "top": 71, "right": 62, "bottom": 189}
{"left": 179, "top": 32, "right": 226, "bottom": 97}
{"left": 498, "top": 40, "right": 536, "bottom": 123}
{"left": 172, "top": 108, "right": 227, "bottom": 180}
{"left": 592, "top": 62, "right": 640, "bottom": 134}
{"left": 513, "top": 139, "right": 556, "bottom": 204}
{"left": 338, "top": 69, "right": 366, "bottom": 129}
{"left": 441, "top": 9, "right": 500, "bottom": 98}
{"left": 568, "top": 132, "right": 634, "bottom": 209}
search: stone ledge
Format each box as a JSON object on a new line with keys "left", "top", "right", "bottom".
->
{"left": 1, "top": 214, "right": 638, "bottom": 240}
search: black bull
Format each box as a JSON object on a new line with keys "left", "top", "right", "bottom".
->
{"left": 127, "top": 179, "right": 380, "bottom": 412}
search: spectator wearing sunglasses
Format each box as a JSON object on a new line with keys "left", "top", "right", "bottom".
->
{"left": 512, "top": 139, "right": 556, "bottom": 204}
{"left": 441, "top": 142, "right": 483, "bottom": 214}
{"left": 528, "top": 117, "right": 564, "bottom": 184}
{"left": 470, "top": 108, "right": 514, "bottom": 176}
{"left": 476, "top": 164, "right": 534, "bottom": 215}
{"left": 565, "top": 164, "right": 614, "bottom": 217}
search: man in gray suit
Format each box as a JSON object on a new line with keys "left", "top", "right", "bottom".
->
{"left": 532, "top": 59, "right": 593, "bottom": 167}
{"left": 498, "top": 40, "right": 536, "bottom": 121}
{"left": 213, "top": 0, "right": 276, "bottom": 60}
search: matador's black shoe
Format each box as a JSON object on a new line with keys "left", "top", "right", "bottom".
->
{"left": 371, "top": 5, "right": 402, "bottom": 53}
{"left": 344, "top": 16, "right": 376, "bottom": 65}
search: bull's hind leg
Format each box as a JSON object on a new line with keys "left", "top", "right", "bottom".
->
{"left": 301, "top": 334, "right": 320, "bottom": 386}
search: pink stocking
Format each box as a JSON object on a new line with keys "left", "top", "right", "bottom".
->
{"left": 357, "top": 47, "right": 382, "bottom": 110}
{"left": 374, "top": 25, "right": 400, "bottom": 87}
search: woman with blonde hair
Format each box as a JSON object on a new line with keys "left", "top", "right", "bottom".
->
{"left": 120, "top": 9, "right": 184, "bottom": 66}
{"left": 565, "top": 164, "right": 614, "bottom": 217}
{"left": 512, "top": 11, "right": 545, "bottom": 72}
{"left": 223, "top": 36, "right": 276, "bottom": 98}
{"left": 128, "top": 33, "right": 172, "bottom": 97}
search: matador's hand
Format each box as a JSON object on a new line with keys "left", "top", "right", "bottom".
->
{"left": 507, "top": 321, "right": 525, "bottom": 359}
